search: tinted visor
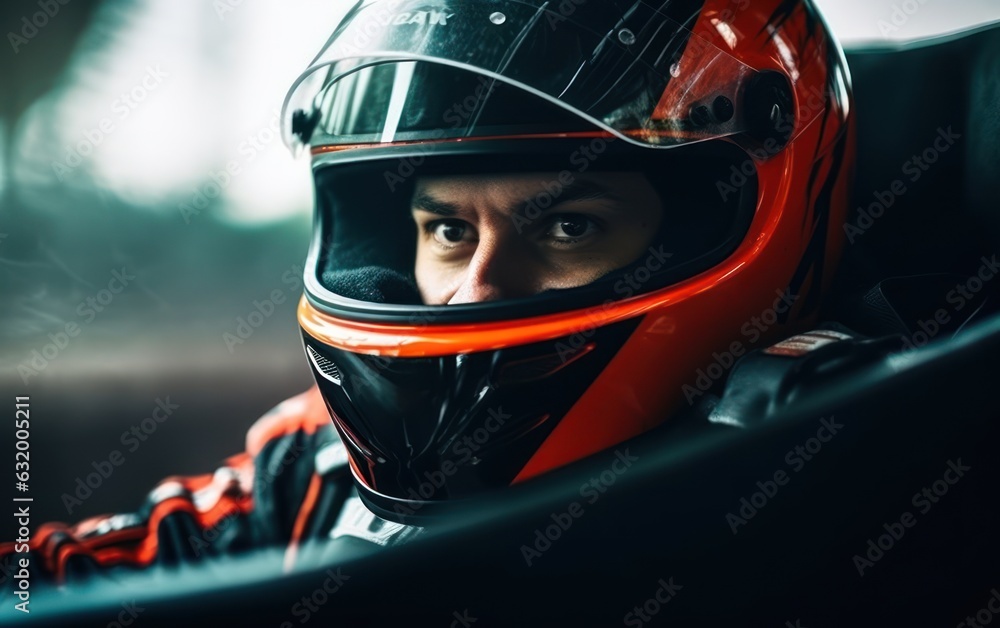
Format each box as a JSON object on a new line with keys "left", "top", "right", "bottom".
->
{"left": 282, "top": 0, "right": 775, "bottom": 150}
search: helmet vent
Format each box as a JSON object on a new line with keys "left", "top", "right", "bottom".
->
{"left": 307, "top": 345, "right": 343, "bottom": 385}
{"left": 744, "top": 71, "right": 795, "bottom": 150}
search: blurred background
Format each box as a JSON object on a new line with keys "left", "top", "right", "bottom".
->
{"left": 0, "top": 0, "right": 998, "bottom": 525}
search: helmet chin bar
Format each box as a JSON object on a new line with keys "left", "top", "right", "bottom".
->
{"left": 303, "top": 318, "right": 642, "bottom": 524}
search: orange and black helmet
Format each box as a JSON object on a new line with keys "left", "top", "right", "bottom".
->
{"left": 282, "top": 0, "right": 854, "bottom": 521}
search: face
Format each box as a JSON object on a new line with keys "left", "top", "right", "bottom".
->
{"left": 411, "top": 173, "right": 664, "bottom": 305}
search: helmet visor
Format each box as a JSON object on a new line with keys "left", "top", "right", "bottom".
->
{"left": 282, "top": 0, "right": 773, "bottom": 150}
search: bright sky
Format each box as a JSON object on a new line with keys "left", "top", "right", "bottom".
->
{"left": 815, "top": 0, "right": 999, "bottom": 45}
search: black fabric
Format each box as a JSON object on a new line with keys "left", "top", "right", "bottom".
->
{"left": 322, "top": 267, "right": 422, "bottom": 304}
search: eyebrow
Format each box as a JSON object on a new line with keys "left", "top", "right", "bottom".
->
{"left": 411, "top": 180, "right": 622, "bottom": 217}
{"left": 411, "top": 192, "right": 462, "bottom": 216}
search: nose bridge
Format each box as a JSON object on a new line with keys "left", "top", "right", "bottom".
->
{"left": 468, "top": 232, "right": 504, "bottom": 282}
{"left": 450, "top": 221, "right": 528, "bottom": 304}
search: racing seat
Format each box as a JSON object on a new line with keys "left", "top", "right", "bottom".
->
{"left": 839, "top": 21, "right": 1000, "bottom": 287}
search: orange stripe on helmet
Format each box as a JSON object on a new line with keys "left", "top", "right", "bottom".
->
{"left": 298, "top": 294, "right": 653, "bottom": 358}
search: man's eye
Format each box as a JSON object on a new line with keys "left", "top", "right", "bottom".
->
{"left": 546, "top": 215, "right": 599, "bottom": 242}
{"left": 429, "top": 220, "right": 470, "bottom": 245}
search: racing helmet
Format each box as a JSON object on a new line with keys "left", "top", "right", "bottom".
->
{"left": 282, "top": 0, "right": 855, "bottom": 522}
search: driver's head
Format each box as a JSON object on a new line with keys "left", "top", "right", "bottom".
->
{"left": 411, "top": 172, "right": 663, "bottom": 304}
{"left": 284, "top": 0, "right": 855, "bottom": 522}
